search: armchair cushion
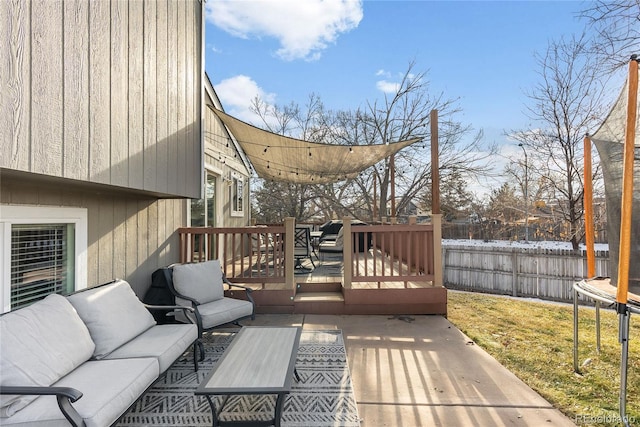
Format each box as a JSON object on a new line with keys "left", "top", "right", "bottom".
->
{"left": 172, "top": 260, "right": 224, "bottom": 304}
{"left": 0, "top": 294, "right": 95, "bottom": 417}
{"left": 67, "top": 280, "right": 156, "bottom": 359}
{"left": 197, "top": 298, "right": 255, "bottom": 330}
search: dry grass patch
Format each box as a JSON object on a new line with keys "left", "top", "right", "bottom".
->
{"left": 448, "top": 291, "right": 639, "bottom": 426}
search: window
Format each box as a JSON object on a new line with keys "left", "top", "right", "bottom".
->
{"left": 1, "top": 206, "right": 87, "bottom": 312}
{"left": 191, "top": 173, "right": 217, "bottom": 227}
{"left": 231, "top": 174, "right": 244, "bottom": 216}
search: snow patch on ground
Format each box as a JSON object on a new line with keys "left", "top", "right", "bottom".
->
{"left": 443, "top": 239, "right": 609, "bottom": 251}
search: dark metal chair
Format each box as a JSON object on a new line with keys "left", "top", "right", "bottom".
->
{"left": 294, "top": 227, "right": 316, "bottom": 271}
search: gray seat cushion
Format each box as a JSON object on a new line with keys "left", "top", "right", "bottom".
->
{"left": 172, "top": 260, "right": 225, "bottom": 304}
{"left": 198, "top": 297, "right": 254, "bottom": 330}
{"left": 105, "top": 324, "right": 198, "bottom": 373}
{"left": 67, "top": 280, "right": 156, "bottom": 359}
{"left": 0, "top": 358, "right": 158, "bottom": 427}
{"left": 0, "top": 294, "right": 95, "bottom": 417}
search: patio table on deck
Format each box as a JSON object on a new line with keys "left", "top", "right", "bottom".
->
{"left": 195, "top": 326, "right": 302, "bottom": 427}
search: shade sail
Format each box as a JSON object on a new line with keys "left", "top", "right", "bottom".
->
{"left": 211, "top": 107, "right": 421, "bottom": 184}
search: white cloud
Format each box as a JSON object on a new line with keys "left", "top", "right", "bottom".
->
{"left": 376, "top": 80, "right": 400, "bottom": 94}
{"left": 215, "top": 75, "right": 276, "bottom": 123}
{"left": 207, "top": 43, "right": 222, "bottom": 54}
{"left": 205, "top": 0, "right": 363, "bottom": 61}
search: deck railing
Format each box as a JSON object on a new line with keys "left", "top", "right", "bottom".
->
{"left": 178, "top": 215, "right": 443, "bottom": 289}
{"left": 343, "top": 216, "right": 441, "bottom": 288}
{"left": 177, "top": 224, "right": 286, "bottom": 287}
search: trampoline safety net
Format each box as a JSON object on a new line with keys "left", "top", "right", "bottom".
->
{"left": 591, "top": 70, "right": 640, "bottom": 294}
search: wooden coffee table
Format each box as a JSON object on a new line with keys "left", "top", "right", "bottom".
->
{"left": 195, "top": 326, "right": 302, "bottom": 427}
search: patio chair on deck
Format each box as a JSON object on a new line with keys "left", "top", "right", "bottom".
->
{"left": 156, "top": 260, "right": 255, "bottom": 358}
{"left": 294, "top": 227, "right": 316, "bottom": 271}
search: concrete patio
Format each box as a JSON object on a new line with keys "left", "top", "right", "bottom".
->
{"left": 242, "top": 313, "right": 577, "bottom": 427}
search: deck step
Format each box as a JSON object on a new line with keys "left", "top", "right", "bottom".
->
{"left": 296, "top": 282, "right": 342, "bottom": 293}
{"left": 293, "top": 291, "right": 344, "bottom": 303}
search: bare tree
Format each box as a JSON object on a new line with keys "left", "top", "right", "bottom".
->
{"left": 581, "top": 1, "right": 640, "bottom": 71}
{"left": 249, "top": 62, "right": 497, "bottom": 223}
{"left": 509, "top": 34, "right": 607, "bottom": 249}
{"left": 355, "top": 62, "right": 495, "bottom": 221}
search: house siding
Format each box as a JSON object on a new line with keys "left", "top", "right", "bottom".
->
{"left": 0, "top": 176, "right": 186, "bottom": 296}
{"left": 0, "top": 0, "right": 203, "bottom": 298}
{"left": 203, "top": 77, "right": 252, "bottom": 227}
{"left": 1, "top": 0, "right": 202, "bottom": 199}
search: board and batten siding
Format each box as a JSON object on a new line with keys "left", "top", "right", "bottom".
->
{"left": 1, "top": 0, "right": 202, "bottom": 199}
{"left": 0, "top": 176, "right": 187, "bottom": 296}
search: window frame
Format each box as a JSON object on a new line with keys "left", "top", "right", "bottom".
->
{"left": 0, "top": 205, "right": 88, "bottom": 312}
{"left": 231, "top": 173, "right": 244, "bottom": 217}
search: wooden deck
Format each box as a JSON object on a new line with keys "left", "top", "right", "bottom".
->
{"left": 225, "top": 250, "right": 446, "bottom": 315}
{"left": 181, "top": 218, "right": 447, "bottom": 316}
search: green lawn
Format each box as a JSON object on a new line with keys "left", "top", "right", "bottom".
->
{"left": 447, "top": 291, "right": 639, "bottom": 427}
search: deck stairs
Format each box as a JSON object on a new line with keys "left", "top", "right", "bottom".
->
{"left": 293, "top": 282, "right": 345, "bottom": 314}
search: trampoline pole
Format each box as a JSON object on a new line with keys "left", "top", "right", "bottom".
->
{"left": 573, "top": 287, "right": 579, "bottom": 373}
{"left": 583, "top": 135, "right": 596, "bottom": 279}
{"left": 595, "top": 301, "right": 601, "bottom": 353}
{"left": 616, "top": 54, "right": 638, "bottom": 427}
{"left": 616, "top": 56, "right": 637, "bottom": 307}
{"left": 583, "top": 134, "right": 601, "bottom": 353}
{"left": 618, "top": 306, "right": 630, "bottom": 427}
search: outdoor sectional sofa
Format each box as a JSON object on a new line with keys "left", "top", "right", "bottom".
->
{"left": 0, "top": 279, "right": 199, "bottom": 427}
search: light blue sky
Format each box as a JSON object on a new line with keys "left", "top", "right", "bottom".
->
{"left": 204, "top": 0, "right": 597, "bottom": 194}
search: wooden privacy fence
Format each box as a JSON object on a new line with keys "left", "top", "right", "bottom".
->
{"left": 442, "top": 241, "right": 610, "bottom": 302}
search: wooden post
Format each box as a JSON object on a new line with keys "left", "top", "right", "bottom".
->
{"left": 373, "top": 178, "right": 378, "bottom": 221}
{"left": 284, "top": 217, "right": 296, "bottom": 291}
{"left": 390, "top": 154, "right": 396, "bottom": 220}
{"left": 432, "top": 213, "right": 443, "bottom": 287}
{"left": 583, "top": 135, "right": 596, "bottom": 278}
{"left": 617, "top": 58, "right": 638, "bottom": 305}
{"left": 342, "top": 217, "right": 353, "bottom": 289}
{"left": 430, "top": 109, "right": 440, "bottom": 215}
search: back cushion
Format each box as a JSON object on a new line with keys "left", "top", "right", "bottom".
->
{"left": 0, "top": 294, "right": 95, "bottom": 417}
{"left": 172, "top": 260, "right": 224, "bottom": 304}
{"left": 67, "top": 280, "right": 156, "bottom": 359}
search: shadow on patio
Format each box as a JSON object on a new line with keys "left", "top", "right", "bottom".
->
{"left": 241, "top": 313, "right": 577, "bottom": 427}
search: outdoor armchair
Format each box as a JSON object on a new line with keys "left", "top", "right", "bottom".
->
{"left": 159, "top": 260, "right": 255, "bottom": 346}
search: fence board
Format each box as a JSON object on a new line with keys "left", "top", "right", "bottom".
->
{"left": 443, "top": 241, "right": 610, "bottom": 303}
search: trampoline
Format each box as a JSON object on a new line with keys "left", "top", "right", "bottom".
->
{"left": 575, "top": 56, "right": 640, "bottom": 426}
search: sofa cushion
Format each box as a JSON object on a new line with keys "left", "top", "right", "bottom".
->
{"left": 0, "top": 294, "right": 95, "bottom": 417}
{"left": 172, "top": 260, "right": 224, "bottom": 304}
{"left": 67, "top": 280, "right": 156, "bottom": 359}
{"left": 105, "top": 324, "right": 197, "bottom": 373}
{"left": 0, "top": 358, "right": 159, "bottom": 427}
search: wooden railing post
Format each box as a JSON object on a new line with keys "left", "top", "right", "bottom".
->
{"left": 343, "top": 217, "right": 353, "bottom": 289}
{"left": 284, "top": 217, "right": 296, "bottom": 291}
{"left": 432, "top": 214, "right": 443, "bottom": 287}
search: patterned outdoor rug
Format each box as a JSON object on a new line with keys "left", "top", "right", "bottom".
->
{"left": 118, "top": 329, "right": 360, "bottom": 427}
